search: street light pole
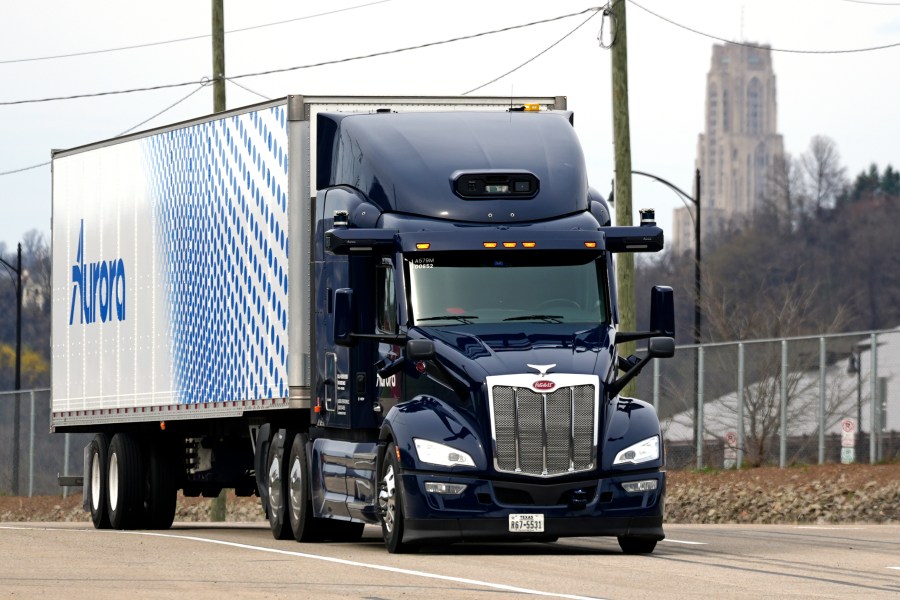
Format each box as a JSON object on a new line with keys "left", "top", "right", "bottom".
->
{"left": 1, "top": 243, "right": 22, "bottom": 495}
{"left": 631, "top": 170, "right": 702, "bottom": 454}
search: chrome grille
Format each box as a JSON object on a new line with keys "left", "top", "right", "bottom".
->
{"left": 491, "top": 383, "right": 596, "bottom": 477}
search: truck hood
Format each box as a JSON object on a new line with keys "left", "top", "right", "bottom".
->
{"left": 420, "top": 324, "right": 614, "bottom": 387}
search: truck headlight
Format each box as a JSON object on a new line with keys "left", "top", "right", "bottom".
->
{"left": 613, "top": 436, "right": 659, "bottom": 465}
{"left": 414, "top": 438, "right": 475, "bottom": 467}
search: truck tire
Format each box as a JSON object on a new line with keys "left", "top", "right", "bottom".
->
{"left": 107, "top": 433, "right": 145, "bottom": 530}
{"left": 286, "top": 432, "right": 324, "bottom": 542}
{"left": 378, "top": 442, "right": 414, "bottom": 553}
{"left": 87, "top": 434, "right": 111, "bottom": 529}
{"left": 618, "top": 536, "right": 657, "bottom": 554}
{"left": 145, "top": 441, "right": 177, "bottom": 529}
{"left": 266, "top": 430, "right": 293, "bottom": 540}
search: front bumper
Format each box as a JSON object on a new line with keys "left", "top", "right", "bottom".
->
{"left": 398, "top": 469, "right": 665, "bottom": 545}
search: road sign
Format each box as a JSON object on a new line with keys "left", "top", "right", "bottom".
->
{"left": 724, "top": 431, "right": 737, "bottom": 446}
{"left": 841, "top": 447, "right": 855, "bottom": 464}
{"left": 841, "top": 418, "right": 856, "bottom": 448}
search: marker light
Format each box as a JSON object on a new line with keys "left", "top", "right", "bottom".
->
{"left": 502, "top": 242, "right": 517, "bottom": 248}
{"left": 622, "top": 479, "right": 658, "bottom": 493}
{"left": 414, "top": 438, "right": 475, "bottom": 467}
{"left": 416, "top": 243, "right": 430, "bottom": 250}
{"left": 584, "top": 241, "right": 598, "bottom": 249}
{"left": 522, "top": 242, "right": 536, "bottom": 248}
{"left": 483, "top": 242, "right": 498, "bottom": 248}
{"left": 613, "top": 436, "right": 660, "bottom": 465}
{"left": 523, "top": 103, "right": 541, "bottom": 111}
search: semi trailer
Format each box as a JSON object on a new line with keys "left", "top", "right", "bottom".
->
{"left": 51, "top": 95, "right": 675, "bottom": 553}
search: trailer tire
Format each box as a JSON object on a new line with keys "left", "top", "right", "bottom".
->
{"left": 379, "top": 442, "right": 414, "bottom": 553}
{"left": 266, "top": 430, "right": 293, "bottom": 540}
{"left": 107, "top": 433, "right": 145, "bottom": 530}
{"left": 145, "top": 441, "right": 177, "bottom": 529}
{"left": 87, "top": 434, "right": 111, "bottom": 529}
{"left": 617, "top": 536, "right": 657, "bottom": 554}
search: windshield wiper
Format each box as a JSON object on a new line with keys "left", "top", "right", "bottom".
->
{"left": 418, "top": 315, "right": 480, "bottom": 324}
{"left": 503, "top": 314, "right": 563, "bottom": 323}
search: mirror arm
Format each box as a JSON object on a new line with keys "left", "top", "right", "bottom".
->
{"left": 615, "top": 330, "right": 661, "bottom": 344}
{"left": 608, "top": 354, "right": 652, "bottom": 398}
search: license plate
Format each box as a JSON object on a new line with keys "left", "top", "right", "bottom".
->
{"left": 508, "top": 513, "right": 544, "bottom": 533}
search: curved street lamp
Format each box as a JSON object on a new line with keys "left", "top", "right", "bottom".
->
{"left": 632, "top": 170, "right": 702, "bottom": 460}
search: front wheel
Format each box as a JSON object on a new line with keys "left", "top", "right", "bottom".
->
{"left": 618, "top": 536, "right": 658, "bottom": 554}
{"left": 378, "top": 442, "right": 414, "bottom": 553}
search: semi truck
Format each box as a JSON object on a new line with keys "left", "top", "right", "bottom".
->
{"left": 51, "top": 95, "right": 675, "bottom": 553}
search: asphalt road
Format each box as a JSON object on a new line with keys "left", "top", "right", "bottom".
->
{"left": 0, "top": 522, "right": 897, "bottom": 598}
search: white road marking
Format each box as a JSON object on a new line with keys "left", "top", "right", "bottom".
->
{"left": 795, "top": 526, "right": 866, "bottom": 530}
{"left": 661, "top": 538, "right": 707, "bottom": 545}
{"left": 0, "top": 526, "right": 606, "bottom": 600}
{"left": 887, "top": 567, "right": 900, "bottom": 571}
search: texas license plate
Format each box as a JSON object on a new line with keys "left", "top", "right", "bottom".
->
{"left": 508, "top": 513, "right": 544, "bottom": 533}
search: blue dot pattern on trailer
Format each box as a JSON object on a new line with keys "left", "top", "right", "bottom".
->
{"left": 142, "top": 106, "right": 290, "bottom": 405}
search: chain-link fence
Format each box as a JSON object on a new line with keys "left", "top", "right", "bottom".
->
{"left": 2, "top": 329, "right": 898, "bottom": 496}
{"left": 0, "top": 388, "right": 90, "bottom": 497}
{"left": 634, "top": 329, "right": 900, "bottom": 469}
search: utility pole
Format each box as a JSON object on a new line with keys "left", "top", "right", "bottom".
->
{"left": 210, "top": 0, "right": 227, "bottom": 521}
{"left": 1, "top": 243, "right": 22, "bottom": 495}
{"left": 610, "top": 0, "right": 636, "bottom": 388}
{"left": 212, "top": 0, "right": 226, "bottom": 113}
{"left": 692, "top": 168, "right": 702, "bottom": 455}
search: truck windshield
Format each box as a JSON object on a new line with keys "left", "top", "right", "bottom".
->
{"left": 406, "top": 251, "right": 608, "bottom": 326}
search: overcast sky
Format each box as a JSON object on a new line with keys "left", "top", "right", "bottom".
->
{"left": 1, "top": 0, "right": 898, "bottom": 251}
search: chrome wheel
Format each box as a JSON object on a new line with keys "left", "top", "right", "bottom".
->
{"left": 379, "top": 463, "right": 398, "bottom": 534}
{"left": 108, "top": 453, "right": 119, "bottom": 512}
{"left": 91, "top": 452, "right": 102, "bottom": 512}
{"left": 289, "top": 453, "right": 303, "bottom": 526}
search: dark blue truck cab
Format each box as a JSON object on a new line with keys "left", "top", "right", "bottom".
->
{"left": 261, "top": 106, "right": 675, "bottom": 553}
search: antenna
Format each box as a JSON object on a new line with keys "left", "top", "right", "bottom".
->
{"left": 740, "top": 5, "right": 745, "bottom": 42}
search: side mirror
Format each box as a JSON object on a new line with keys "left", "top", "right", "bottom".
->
{"left": 334, "top": 288, "right": 355, "bottom": 346}
{"left": 406, "top": 339, "right": 435, "bottom": 361}
{"left": 647, "top": 336, "right": 675, "bottom": 358}
{"left": 650, "top": 285, "right": 674, "bottom": 337}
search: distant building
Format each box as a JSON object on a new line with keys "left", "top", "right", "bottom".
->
{"left": 673, "top": 43, "right": 786, "bottom": 255}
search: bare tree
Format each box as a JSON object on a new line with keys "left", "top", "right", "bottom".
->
{"left": 799, "top": 135, "right": 847, "bottom": 218}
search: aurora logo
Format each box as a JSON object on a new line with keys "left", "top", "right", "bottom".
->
{"left": 69, "top": 220, "right": 126, "bottom": 325}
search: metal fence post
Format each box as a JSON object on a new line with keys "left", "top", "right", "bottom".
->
{"left": 818, "top": 337, "right": 826, "bottom": 465}
{"left": 652, "top": 358, "right": 660, "bottom": 412}
{"left": 63, "top": 433, "right": 71, "bottom": 499}
{"left": 737, "top": 342, "right": 745, "bottom": 469}
{"left": 780, "top": 340, "right": 788, "bottom": 468}
{"left": 696, "top": 346, "right": 704, "bottom": 469}
{"left": 29, "top": 390, "right": 35, "bottom": 497}
{"left": 870, "top": 332, "right": 878, "bottom": 464}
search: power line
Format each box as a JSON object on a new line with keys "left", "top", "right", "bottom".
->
{"left": 462, "top": 8, "right": 602, "bottom": 95}
{"left": 628, "top": 0, "right": 900, "bottom": 54}
{"left": 0, "top": 0, "right": 393, "bottom": 65}
{"left": 0, "top": 7, "right": 601, "bottom": 107}
{"left": 226, "top": 78, "right": 271, "bottom": 101}
{"left": 0, "top": 83, "right": 209, "bottom": 177}
{"left": 838, "top": 0, "right": 900, "bottom": 5}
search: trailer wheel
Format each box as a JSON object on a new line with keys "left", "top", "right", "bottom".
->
{"left": 266, "top": 430, "right": 292, "bottom": 540}
{"left": 617, "top": 536, "right": 657, "bottom": 554}
{"left": 145, "top": 441, "right": 177, "bottom": 529}
{"left": 378, "top": 442, "right": 414, "bottom": 553}
{"left": 286, "top": 433, "right": 325, "bottom": 542}
{"left": 107, "top": 433, "right": 145, "bottom": 530}
{"left": 87, "top": 434, "right": 111, "bottom": 529}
